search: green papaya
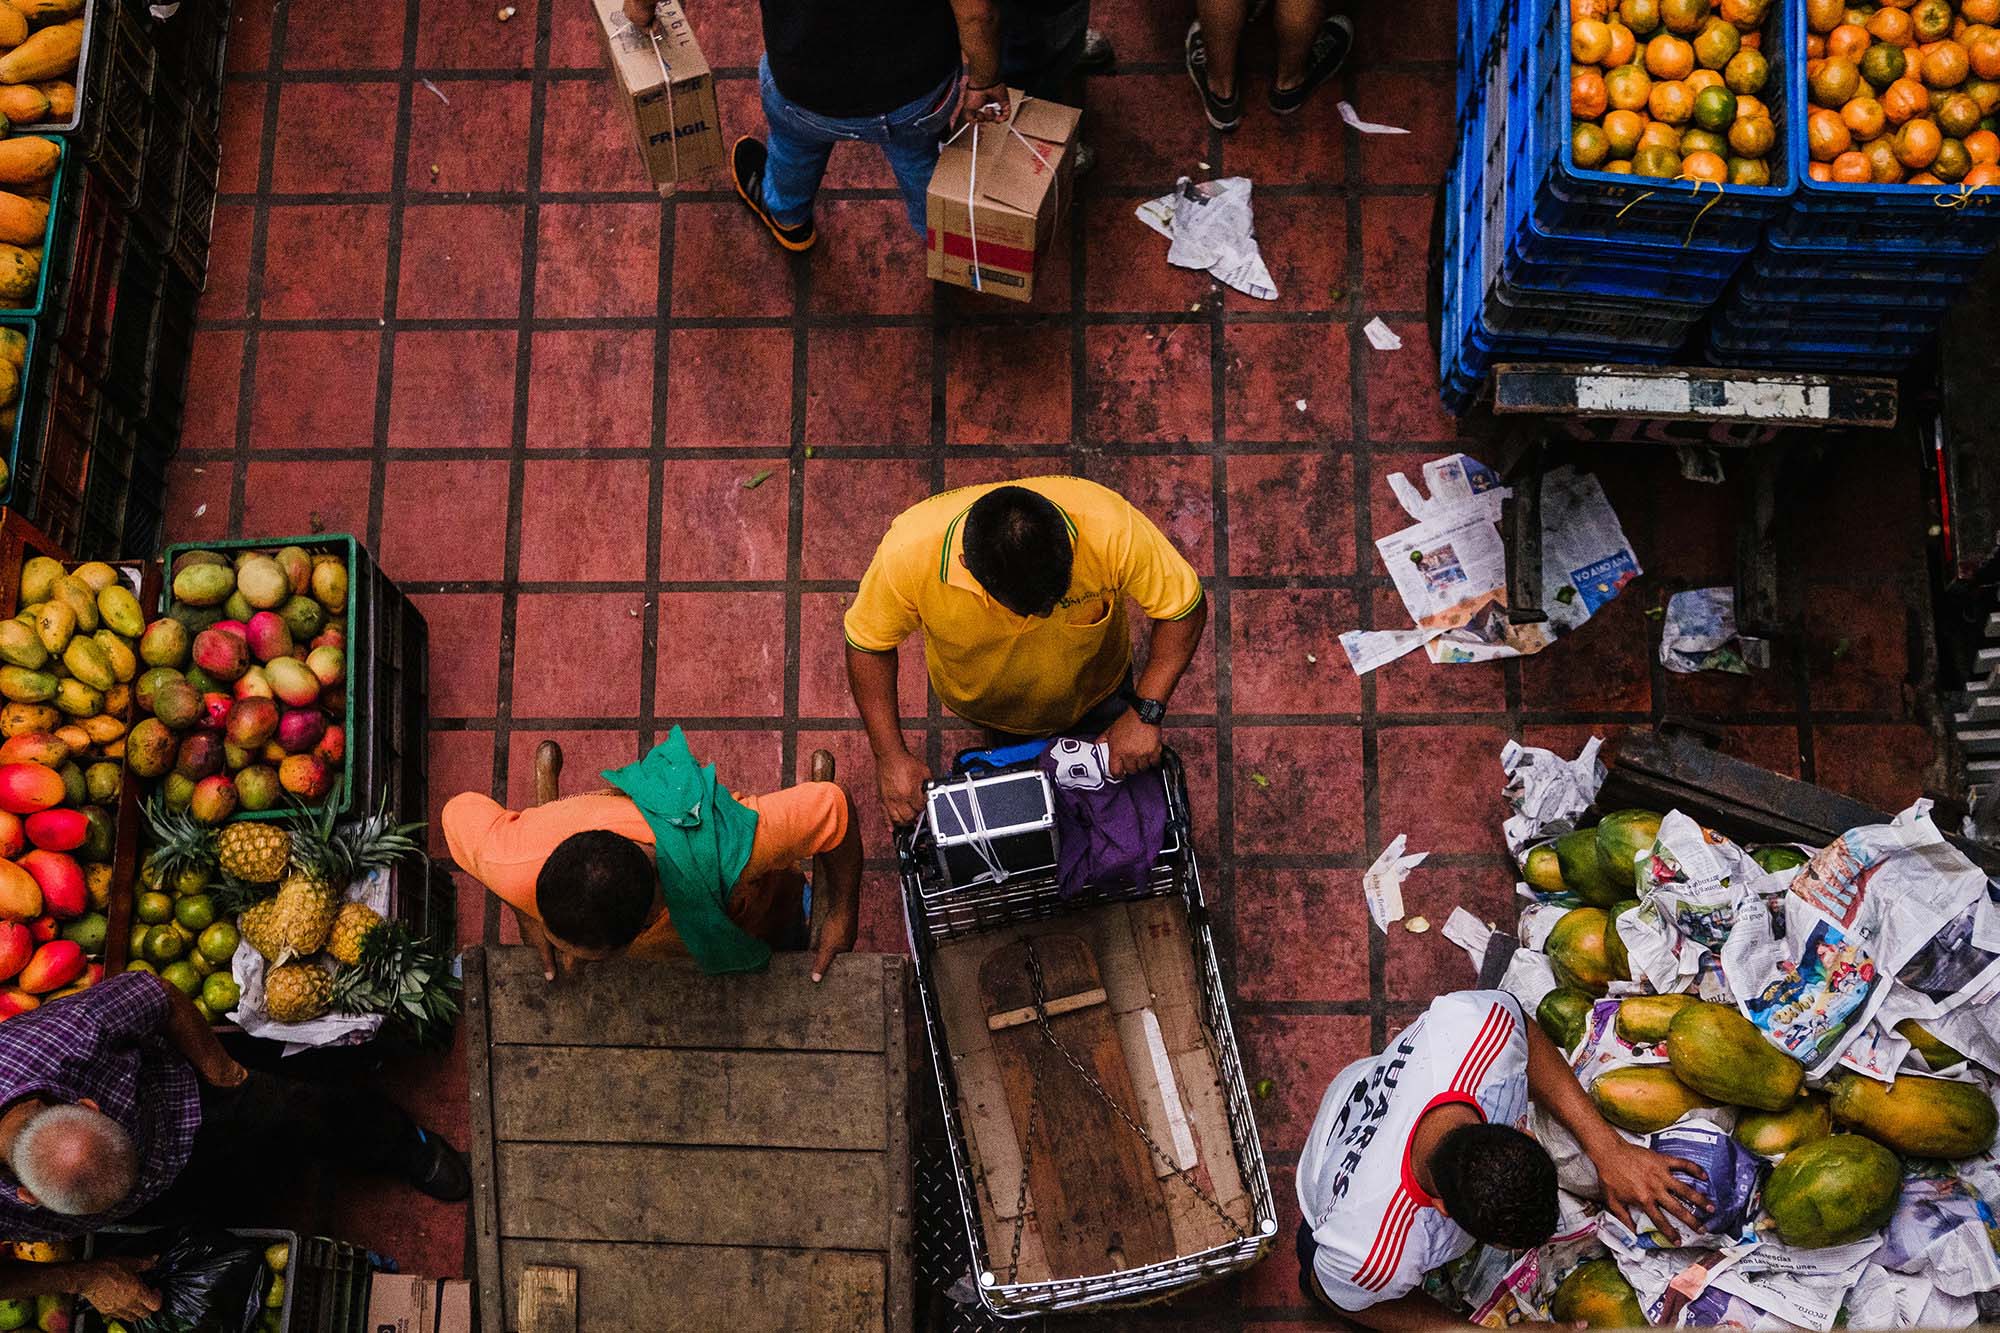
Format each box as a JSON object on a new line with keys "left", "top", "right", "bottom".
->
{"left": 0, "top": 619, "right": 44, "bottom": 669}
{"left": 1551, "top": 1260, "right": 1646, "bottom": 1329}
{"left": 1592, "top": 1065, "right": 1718, "bottom": 1133}
{"left": 1827, "top": 1072, "right": 1998, "bottom": 1159}
{"left": 1895, "top": 1019, "right": 1969, "bottom": 1072}
{"left": 1547, "top": 907, "right": 1615, "bottom": 996}
{"left": 1595, "top": 809, "right": 1663, "bottom": 889}
{"left": 1537, "top": 987, "right": 1595, "bottom": 1051}
{"left": 1523, "top": 843, "right": 1566, "bottom": 894}
{"left": 1665, "top": 1000, "right": 1806, "bottom": 1112}
{"left": 1604, "top": 898, "right": 1637, "bottom": 981}
{"left": 1555, "top": 827, "right": 1624, "bottom": 905}
{"left": 1764, "top": 1134, "right": 1900, "bottom": 1247}
{"left": 1752, "top": 845, "right": 1809, "bottom": 873}
{"left": 0, "top": 665, "right": 55, "bottom": 703}
{"left": 1734, "top": 1094, "right": 1832, "bottom": 1158}
{"left": 1615, "top": 993, "right": 1698, "bottom": 1045}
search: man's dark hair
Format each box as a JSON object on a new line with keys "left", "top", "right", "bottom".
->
{"left": 535, "top": 831, "right": 655, "bottom": 952}
{"left": 1431, "top": 1123, "right": 1559, "bottom": 1250}
{"left": 962, "top": 486, "right": 1074, "bottom": 617}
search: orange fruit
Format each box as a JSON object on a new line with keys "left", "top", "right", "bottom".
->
{"left": 1908, "top": 170, "right": 1944, "bottom": 181}
{"left": 1808, "top": 0, "right": 1845, "bottom": 32}
{"left": 1967, "top": 0, "right": 2000, "bottom": 22}
{"left": 1862, "top": 41, "right": 1909, "bottom": 88}
{"left": 1728, "top": 112, "right": 1777, "bottom": 154}
{"left": 1809, "top": 106, "right": 1855, "bottom": 157}
{"left": 1728, "top": 155, "right": 1771, "bottom": 182}
{"left": 1827, "top": 22, "right": 1873, "bottom": 57}
{"left": 1621, "top": 0, "right": 1663, "bottom": 33}
{"left": 1688, "top": 68, "right": 1725, "bottom": 90}
{"left": 1882, "top": 75, "right": 1932, "bottom": 120}
{"left": 1573, "top": 122, "right": 1614, "bottom": 167}
{"left": 1970, "top": 30, "right": 2000, "bottom": 76}
{"left": 1607, "top": 22, "right": 1640, "bottom": 64}
{"left": 1966, "top": 127, "right": 2000, "bottom": 161}
{"left": 1647, "top": 32, "right": 1697, "bottom": 75}
{"left": 1809, "top": 160, "right": 1836, "bottom": 179}
{"left": 1650, "top": 78, "right": 1698, "bottom": 121}
{"left": 1719, "top": 0, "right": 1768, "bottom": 26}
{"left": 1639, "top": 119, "right": 1684, "bottom": 149}
{"left": 1869, "top": 8, "right": 1915, "bottom": 43}
{"left": 1965, "top": 161, "right": 2000, "bottom": 184}
{"left": 1862, "top": 134, "right": 1906, "bottom": 178}
{"left": 1844, "top": 95, "right": 1888, "bottom": 136}
{"left": 1939, "top": 90, "right": 1983, "bottom": 134}
{"left": 1573, "top": 19, "right": 1615, "bottom": 61}
{"left": 1922, "top": 40, "right": 1970, "bottom": 86}
{"left": 1606, "top": 62, "right": 1655, "bottom": 107}
{"left": 1831, "top": 149, "right": 1873, "bottom": 178}
{"left": 1807, "top": 33, "right": 1826, "bottom": 57}
{"left": 1725, "top": 47, "right": 1770, "bottom": 91}
{"left": 1913, "top": 0, "right": 1953, "bottom": 41}
{"left": 1603, "top": 107, "right": 1648, "bottom": 154}
{"left": 1895, "top": 115, "right": 1943, "bottom": 164}
{"left": 1634, "top": 144, "right": 1684, "bottom": 175}
{"left": 1741, "top": 28, "right": 1761, "bottom": 45}
{"left": 1575, "top": 0, "right": 1612, "bottom": 19}
{"left": 1968, "top": 76, "right": 2000, "bottom": 112}
{"left": 1574, "top": 68, "right": 1611, "bottom": 116}
{"left": 1661, "top": 0, "right": 1712, "bottom": 33}
{"left": 1812, "top": 55, "right": 1864, "bottom": 102}
{"left": 1934, "top": 136, "right": 1972, "bottom": 178}
{"left": 1694, "top": 15, "right": 1742, "bottom": 65}
{"left": 1682, "top": 148, "right": 1729, "bottom": 179}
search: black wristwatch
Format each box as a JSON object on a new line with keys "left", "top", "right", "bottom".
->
{"left": 1124, "top": 689, "right": 1166, "bottom": 726}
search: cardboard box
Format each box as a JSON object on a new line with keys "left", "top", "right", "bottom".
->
{"left": 367, "top": 1274, "right": 473, "bottom": 1333}
{"left": 592, "top": 0, "right": 723, "bottom": 195}
{"left": 926, "top": 94, "right": 1081, "bottom": 303}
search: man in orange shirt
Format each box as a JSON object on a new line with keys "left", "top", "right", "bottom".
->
{"left": 444, "top": 729, "right": 862, "bottom": 984}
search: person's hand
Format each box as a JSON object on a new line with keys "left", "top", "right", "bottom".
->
{"left": 79, "top": 1258, "right": 161, "bottom": 1322}
{"left": 955, "top": 78, "right": 1010, "bottom": 128}
{"left": 877, "top": 749, "right": 932, "bottom": 827}
{"left": 519, "top": 914, "right": 566, "bottom": 984}
{"left": 1593, "top": 1138, "right": 1709, "bottom": 1241}
{"left": 623, "top": 0, "right": 658, "bottom": 26}
{"left": 810, "top": 901, "right": 858, "bottom": 984}
{"left": 1099, "top": 710, "right": 1164, "bottom": 779}
{"left": 199, "top": 1057, "right": 248, "bottom": 1089}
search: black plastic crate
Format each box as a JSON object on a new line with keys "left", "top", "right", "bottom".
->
{"left": 74, "top": 0, "right": 156, "bottom": 213}
{"left": 104, "top": 227, "right": 168, "bottom": 420}
{"left": 145, "top": 0, "right": 229, "bottom": 109}
{"left": 13, "top": 340, "right": 102, "bottom": 554}
{"left": 133, "top": 84, "right": 222, "bottom": 289}
{"left": 46, "top": 161, "right": 131, "bottom": 385}
{"left": 76, "top": 395, "right": 169, "bottom": 560}
{"left": 350, "top": 543, "right": 431, "bottom": 835}
{"left": 287, "top": 1235, "right": 375, "bottom": 1333}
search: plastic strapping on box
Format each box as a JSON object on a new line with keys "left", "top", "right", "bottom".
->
{"left": 944, "top": 99, "right": 1062, "bottom": 293}
{"left": 648, "top": 28, "right": 681, "bottom": 183}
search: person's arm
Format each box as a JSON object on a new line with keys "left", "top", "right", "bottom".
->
{"left": 623, "top": 0, "right": 657, "bottom": 25}
{"left": 153, "top": 974, "right": 246, "bottom": 1088}
{"left": 1101, "top": 597, "right": 1207, "bottom": 778}
{"left": 1523, "top": 1018, "right": 1707, "bottom": 1238}
{"left": 948, "top": 0, "right": 1008, "bottom": 123}
{"left": 808, "top": 788, "right": 864, "bottom": 983}
{"left": 846, "top": 645, "right": 931, "bottom": 827}
{"left": 0, "top": 1258, "right": 159, "bottom": 1322}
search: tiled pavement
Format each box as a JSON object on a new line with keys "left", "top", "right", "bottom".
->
{"left": 162, "top": 0, "right": 1945, "bottom": 1318}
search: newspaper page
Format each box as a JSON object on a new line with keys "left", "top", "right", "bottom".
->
{"left": 1720, "top": 802, "right": 1990, "bottom": 1077}
{"left": 1500, "top": 736, "right": 1605, "bottom": 859}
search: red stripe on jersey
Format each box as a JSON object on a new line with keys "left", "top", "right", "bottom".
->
{"left": 1352, "top": 1193, "right": 1411, "bottom": 1289}
{"left": 1357, "top": 1193, "right": 1421, "bottom": 1291}
{"left": 1451, "top": 1004, "right": 1515, "bottom": 1095}
{"left": 1448, "top": 1007, "right": 1505, "bottom": 1091}
{"left": 1459, "top": 1006, "right": 1517, "bottom": 1093}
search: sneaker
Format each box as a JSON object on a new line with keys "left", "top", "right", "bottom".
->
{"left": 730, "top": 136, "right": 816, "bottom": 252}
{"left": 1073, "top": 141, "right": 1097, "bottom": 175}
{"left": 1185, "top": 21, "right": 1242, "bottom": 131}
{"left": 1079, "top": 27, "right": 1116, "bottom": 72}
{"left": 1270, "top": 14, "right": 1354, "bottom": 115}
{"left": 405, "top": 1127, "right": 472, "bottom": 1203}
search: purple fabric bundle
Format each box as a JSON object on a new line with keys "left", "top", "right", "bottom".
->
{"left": 1041, "top": 738, "right": 1171, "bottom": 899}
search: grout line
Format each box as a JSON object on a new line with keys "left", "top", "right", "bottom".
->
{"left": 226, "top": 0, "right": 292, "bottom": 535}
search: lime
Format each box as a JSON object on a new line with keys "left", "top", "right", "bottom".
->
{"left": 135, "top": 891, "right": 173, "bottom": 925}
{"left": 159, "top": 960, "right": 201, "bottom": 995}
{"left": 174, "top": 895, "right": 215, "bottom": 932}
{"left": 198, "top": 921, "right": 240, "bottom": 964}
{"left": 173, "top": 865, "right": 210, "bottom": 896}
{"left": 58, "top": 913, "right": 107, "bottom": 956}
{"left": 263, "top": 1243, "right": 289, "bottom": 1272}
{"left": 1693, "top": 85, "right": 1738, "bottom": 131}
{"left": 202, "top": 973, "right": 242, "bottom": 1014}
{"left": 123, "top": 960, "right": 156, "bottom": 975}
{"left": 191, "top": 996, "right": 215, "bottom": 1022}
{"left": 188, "top": 951, "right": 216, "bottom": 979}
{"left": 145, "top": 924, "right": 189, "bottom": 965}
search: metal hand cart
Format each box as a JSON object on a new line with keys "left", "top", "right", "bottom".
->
{"left": 899, "top": 748, "right": 1276, "bottom": 1320}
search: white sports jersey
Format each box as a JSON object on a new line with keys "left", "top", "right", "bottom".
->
{"left": 1294, "top": 990, "right": 1531, "bottom": 1312}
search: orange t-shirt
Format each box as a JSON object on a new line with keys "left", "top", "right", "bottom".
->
{"left": 442, "top": 782, "right": 849, "bottom": 957}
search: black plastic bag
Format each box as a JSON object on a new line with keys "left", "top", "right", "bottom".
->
{"left": 121, "top": 1228, "right": 269, "bottom": 1333}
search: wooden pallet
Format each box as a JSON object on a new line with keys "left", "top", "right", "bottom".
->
{"left": 464, "top": 946, "right": 915, "bottom": 1333}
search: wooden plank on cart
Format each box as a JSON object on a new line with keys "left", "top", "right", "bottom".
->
{"left": 1490, "top": 364, "right": 1898, "bottom": 430}
{"left": 501, "top": 1241, "right": 885, "bottom": 1333}
{"left": 485, "top": 947, "right": 885, "bottom": 1051}
{"left": 463, "top": 948, "right": 507, "bottom": 1333}
{"left": 516, "top": 1264, "right": 577, "bottom": 1333}
{"left": 979, "top": 934, "right": 1174, "bottom": 1277}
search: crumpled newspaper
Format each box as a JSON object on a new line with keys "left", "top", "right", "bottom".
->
{"left": 1134, "top": 177, "right": 1277, "bottom": 301}
{"left": 1363, "top": 834, "right": 1427, "bottom": 931}
{"left": 1660, "top": 587, "right": 1749, "bottom": 675}
{"left": 228, "top": 868, "right": 390, "bottom": 1054}
{"left": 1500, "top": 735, "right": 1605, "bottom": 858}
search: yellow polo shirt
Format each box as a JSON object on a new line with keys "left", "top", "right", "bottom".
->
{"left": 844, "top": 477, "right": 1204, "bottom": 735}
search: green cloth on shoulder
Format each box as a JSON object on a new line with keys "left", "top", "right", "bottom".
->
{"left": 602, "top": 727, "right": 768, "bottom": 974}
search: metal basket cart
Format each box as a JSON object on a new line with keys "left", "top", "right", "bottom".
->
{"left": 899, "top": 748, "right": 1277, "bottom": 1319}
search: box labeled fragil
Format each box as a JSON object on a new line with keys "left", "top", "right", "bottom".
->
{"left": 592, "top": 0, "right": 723, "bottom": 195}
{"left": 926, "top": 94, "right": 1081, "bottom": 303}
{"left": 366, "top": 1274, "right": 473, "bottom": 1333}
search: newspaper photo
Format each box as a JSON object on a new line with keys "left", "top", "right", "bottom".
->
{"left": 1339, "top": 456, "right": 1641, "bottom": 675}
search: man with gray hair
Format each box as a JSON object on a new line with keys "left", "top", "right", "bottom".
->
{"left": 0, "top": 971, "right": 467, "bottom": 1322}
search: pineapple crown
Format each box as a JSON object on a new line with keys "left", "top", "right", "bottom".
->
{"left": 330, "top": 919, "right": 460, "bottom": 1047}
{"left": 142, "top": 796, "right": 219, "bottom": 880}
{"left": 283, "top": 797, "right": 425, "bottom": 887}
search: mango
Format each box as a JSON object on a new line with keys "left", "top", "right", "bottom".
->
{"left": 0, "top": 704, "right": 56, "bottom": 738}
{"left": 95, "top": 584, "right": 143, "bottom": 638}
{"left": 279, "top": 595, "right": 324, "bottom": 641}
{"left": 82, "top": 762, "right": 118, "bottom": 804}
{"left": 0, "top": 667, "right": 54, "bottom": 704}
{"left": 135, "top": 667, "right": 183, "bottom": 715}
{"left": 1537, "top": 986, "right": 1595, "bottom": 1051}
{"left": 20, "top": 850, "right": 82, "bottom": 918}
{"left": 31, "top": 600, "right": 71, "bottom": 656}
{"left": 16, "top": 558, "right": 59, "bottom": 608}
{"left": 1555, "top": 827, "right": 1624, "bottom": 905}
{"left": 138, "top": 618, "right": 189, "bottom": 668}
{"left": 79, "top": 715, "right": 123, "bottom": 746}
{"left": 171, "top": 561, "right": 235, "bottom": 607}
{"left": 1551, "top": 1260, "right": 1646, "bottom": 1329}
{"left": 83, "top": 863, "right": 110, "bottom": 909}
{"left": 59, "top": 637, "right": 112, "bottom": 691}
{"left": 1764, "top": 1134, "right": 1900, "bottom": 1247}
{"left": 77, "top": 807, "right": 112, "bottom": 865}
{"left": 0, "top": 734, "right": 64, "bottom": 768}
{"left": 172, "top": 549, "right": 227, "bottom": 573}
{"left": 52, "top": 679, "right": 100, "bottom": 718}
{"left": 124, "top": 719, "right": 173, "bottom": 779}
{"left": 16, "top": 939, "right": 83, "bottom": 994}
{"left": 1735, "top": 1094, "right": 1832, "bottom": 1158}
{"left": 67, "top": 562, "right": 117, "bottom": 594}
{"left": 52, "top": 576, "right": 97, "bottom": 633}
{"left": 0, "top": 922, "right": 27, "bottom": 981}
{"left": 0, "top": 620, "right": 44, "bottom": 670}
{"left": 90, "top": 631, "right": 136, "bottom": 684}
{"left": 1828, "top": 1072, "right": 1997, "bottom": 1159}
{"left": 58, "top": 762, "right": 82, "bottom": 805}
{"left": 1592, "top": 1065, "right": 1718, "bottom": 1133}
{"left": 1547, "top": 907, "right": 1615, "bottom": 995}
{"left": 151, "top": 678, "right": 201, "bottom": 730}
{"left": 275, "top": 545, "right": 312, "bottom": 594}
{"left": 236, "top": 556, "right": 289, "bottom": 609}
{"left": 222, "top": 590, "right": 254, "bottom": 623}
{"left": 1896, "top": 1019, "right": 1968, "bottom": 1071}
{"left": 1615, "top": 993, "right": 1698, "bottom": 1044}
{"left": 1523, "top": 843, "right": 1566, "bottom": 893}
{"left": 51, "top": 725, "right": 87, "bottom": 755}
{"left": 0, "top": 860, "right": 40, "bottom": 920}
{"left": 311, "top": 557, "right": 347, "bottom": 610}
{"left": 1665, "top": 1000, "right": 1806, "bottom": 1112}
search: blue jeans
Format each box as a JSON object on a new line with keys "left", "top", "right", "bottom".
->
{"left": 758, "top": 57, "right": 959, "bottom": 234}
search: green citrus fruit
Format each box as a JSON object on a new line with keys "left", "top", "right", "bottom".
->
{"left": 198, "top": 921, "right": 240, "bottom": 964}
{"left": 159, "top": 960, "right": 201, "bottom": 995}
{"left": 136, "top": 891, "right": 173, "bottom": 925}
{"left": 201, "top": 973, "right": 241, "bottom": 1014}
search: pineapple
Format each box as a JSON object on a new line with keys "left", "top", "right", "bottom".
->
{"left": 328, "top": 902, "right": 383, "bottom": 966}
{"left": 270, "top": 874, "right": 340, "bottom": 957}
{"left": 284, "top": 800, "right": 424, "bottom": 888}
{"left": 240, "top": 898, "right": 286, "bottom": 962}
{"left": 264, "top": 962, "right": 332, "bottom": 1024}
{"left": 216, "top": 821, "right": 290, "bottom": 884}
{"left": 143, "top": 798, "right": 217, "bottom": 888}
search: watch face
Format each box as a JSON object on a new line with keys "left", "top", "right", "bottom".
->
{"left": 1136, "top": 698, "right": 1166, "bottom": 725}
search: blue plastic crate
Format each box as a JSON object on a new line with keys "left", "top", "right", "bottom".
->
{"left": 1707, "top": 321, "right": 1928, "bottom": 369}
{"left": 1752, "top": 226, "right": 1991, "bottom": 285}
{"left": 1717, "top": 296, "right": 1946, "bottom": 336}
{"left": 1458, "top": 0, "right": 1510, "bottom": 115}
{"left": 1505, "top": 0, "right": 1794, "bottom": 251}
{"left": 1734, "top": 262, "right": 1960, "bottom": 308}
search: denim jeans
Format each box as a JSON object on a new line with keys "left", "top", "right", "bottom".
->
{"left": 999, "top": 0, "right": 1090, "bottom": 102}
{"left": 759, "top": 56, "right": 959, "bottom": 234}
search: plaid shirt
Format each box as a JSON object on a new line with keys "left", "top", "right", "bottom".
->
{"left": 0, "top": 971, "right": 199, "bottom": 1240}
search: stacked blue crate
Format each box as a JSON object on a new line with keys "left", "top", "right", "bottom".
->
{"left": 1708, "top": 1, "right": 2000, "bottom": 369}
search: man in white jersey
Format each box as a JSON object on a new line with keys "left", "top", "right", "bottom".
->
{"left": 1295, "top": 989, "right": 1709, "bottom": 1328}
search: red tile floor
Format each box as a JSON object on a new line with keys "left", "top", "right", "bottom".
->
{"left": 161, "top": 0, "right": 1945, "bottom": 1321}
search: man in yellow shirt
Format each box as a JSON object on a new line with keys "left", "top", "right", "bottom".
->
{"left": 844, "top": 477, "right": 1207, "bottom": 825}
